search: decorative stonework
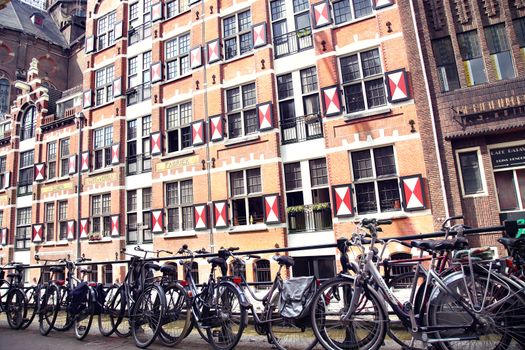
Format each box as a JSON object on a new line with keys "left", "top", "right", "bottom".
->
{"left": 515, "top": 0, "right": 525, "bottom": 8}
{"left": 453, "top": 0, "right": 471, "bottom": 24}
{"left": 482, "top": 0, "right": 498, "bottom": 17}
{"left": 424, "top": 0, "right": 447, "bottom": 31}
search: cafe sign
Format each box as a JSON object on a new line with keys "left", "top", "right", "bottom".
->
{"left": 156, "top": 155, "right": 199, "bottom": 172}
{"left": 490, "top": 146, "right": 525, "bottom": 170}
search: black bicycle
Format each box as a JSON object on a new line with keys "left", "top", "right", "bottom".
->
{"left": 0, "top": 262, "right": 28, "bottom": 329}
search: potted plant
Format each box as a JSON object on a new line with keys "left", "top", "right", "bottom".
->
{"left": 88, "top": 232, "right": 102, "bottom": 241}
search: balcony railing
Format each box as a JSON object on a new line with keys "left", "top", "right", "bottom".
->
{"left": 126, "top": 83, "right": 151, "bottom": 106}
{"left": 126, "top": 154, "right": 152, "bottom": 175}
{"left": 280, "top": 113, "right": 323, "bottom": 145}
{"left": 287, "top": 204, "right": 333, "bottom": 233}
{"left": 126, "top": 224, "right": 153, "bottom": 244}
{"left": 273, "top": 28, "right": 313, "bottom": 58}
{"left": 128, "top": 23, "right": 152, "bottom": 46}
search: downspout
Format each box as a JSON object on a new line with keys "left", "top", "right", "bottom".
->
{"left": 408, "top": 0, "right": 450, "bottom": 219}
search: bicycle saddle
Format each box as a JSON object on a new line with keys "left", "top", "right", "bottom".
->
{"left": 411, "top": 238, "right": 466, "bottom": 252}
{"left": 207, "top": 257, "right": 226, "bottom": 266}
{"left": 273, "top": 255, "right": 294, "bottom": 267}
{"left": 160, "top": 262, "right": 178, "bottom": 274}
{"left": 144, "top": 262, "right": 161, "bottom": 271}
{"left": 50, "top": 266, "right": 65, "bottom": 273}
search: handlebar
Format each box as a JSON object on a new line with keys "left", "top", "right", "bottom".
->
{"left": 441, "top": 215, "right": 464, "bottom": 230}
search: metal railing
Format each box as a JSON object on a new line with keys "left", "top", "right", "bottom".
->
{"left": 280, "top": 113, "right": 323, "bottom": 144}
{"left": 128, "top": 23, "right": 152, "bottom": 46}
{"left": 273, "top": 27, "right": 314, "bottom": 58}
{"left": 126, "top": 83, "right": 151, "bottom": 106}
{"left": 126, "top": 154, "right": 152, "bottom": 175}
{"left": 288, "top": 205, "right": 333, "bottom": 233}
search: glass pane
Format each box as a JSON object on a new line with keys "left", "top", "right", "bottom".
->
{"left": 295, "top": 12, "right": 310, "bottom": 30}
{"left": 238, "top": 10, "right": 251, "bottom": 31}
{"left": 485, "top": 24, "right": 510, "bottom": 54}
{"left": 228, "top": 113, "right": 242, "bottom": 138}
{"left": 365, "top": 78, "right": 386, "bottom": 108}
{"left": 279, "top": 100, "right": 296, "bottom": 121}
{"left": 494, "top": 52, "right": 515, "bottom": 80}
{"left": 495, "top": 171, "right": 518, "bottom": 211}
{"left": 514, "top": 18, "right": 525, "bottom": 48}
{"left": 310, "top": 158, "right": 328, "bottom": 186}
{"left": 293, "top": 0, "right": 309, "bottom": 12}
{"left": 355, "top": 182, "right": 377, "bottom": 213}
{"left": 300, "top": 67, "right": 318, "bottom": 94}
{"left": 458, "top": 151, "right": 484, "bottom": 195}
{"left": 247, "top": 168, "right": 262, "bottom": 193}
{"left": 378, "top": 179, "right": 401, "bottom": 211}
{"left": 457, "top": 30, "right": 482, "bottom": 60}
{"left": 353, "top": 0, "right": 372, "bottom": 18}
{"left": 284, "top": 163, "right": 302, "bottom": 190}
{"left": 334, "top": 0, "right": 351, "bottom": 24}
{"left": 248, "top": 197, "right": 264, "bottom": 224}
{"left": 469, "top": 57, "right": 487, "bottom": 85}
{"left": 341, "top": 54, "right": 360, "bottom": 82}
{"left": 516, "top": 169, "right": 525, "bottom": 209}
{"left": 374, "top": 146, "right": 396, "bottom": 176}
{"left": 277, "top": 74, "right": 293, "bottom": 99}
{"left": 226, "top": 88, "right": 240, "bottom": 111}
{"left": 270, "top": 0, "right": 286, "bottom": 20}
{"left": 232, "top": 198, "right": 247, "bottom": 225}
{"left": 244, "top": 110, "right": 258, "bottom": 134}
{"left": 352, "top": 150, "right": 373, "bottom": 180}
{"left": 344, "top": 84, "right": 365, "bottom": 113}
{"left": 361, "top": 49, "right": 382, "bottom": 77}
{"left": 230, "top": 171, "right": 245, "bottom": 196}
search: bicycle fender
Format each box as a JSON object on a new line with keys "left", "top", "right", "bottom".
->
{"left": 220, "top": 281, "right": 252, "bottom": 308}
{"left": 428, "top": 271, "right": 463, "bottom": 304}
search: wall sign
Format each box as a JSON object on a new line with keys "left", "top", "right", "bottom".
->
{"left": 490, "top": 146, "right": 525, "bottom": 169}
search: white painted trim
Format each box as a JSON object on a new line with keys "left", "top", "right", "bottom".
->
{"left": 455, "top": 147, "right": 489, "bottom": 198}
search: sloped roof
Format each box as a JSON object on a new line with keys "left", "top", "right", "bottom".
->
{"left": 0, "top": 0, "right": 68, "bottom": 48}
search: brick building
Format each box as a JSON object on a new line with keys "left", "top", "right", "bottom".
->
{"left": 0, "top": 0, "right": 445, "bottom": 283}
{"left": 408, "top": 0, "right": 525, "bottom": 244}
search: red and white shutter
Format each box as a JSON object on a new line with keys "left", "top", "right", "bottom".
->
{"left": 213, "top": 201, "right": 228, "bottom": 228}
{"left": 332, "top": 185, "right": 354, "bottom": 217}
{"left": 111, "top": 144, "right": 120, "bottom": 165}
{"left": 114, "top": 21, "right": 123, "bottom": 40}
{"left": 190, "top": 46, "right": 202, "bottom": 69}
{"left": 151, "top": 2, "right": 163, "bottom": 21}
{"left": 151, "top": 61, "right": 163, "bottom": 83}
{"left": 207, "top": 40, "right": 220, "bottom": 64}
{"left": 34, "top": 163, "right": 46, "bottom": 182}
{"left": 151, "top": 209, "right": 164, "bottom": 233}
{"left": 85, "top": 36, "right": 94, "bottom": 54}
{"left": 32, "top": 224, "right": 43, "bottom": 243}
{"left": 81, "top": 151, "right": 90, "bottom": 172}
{"left": 264, "top": 194, "right": 281, "bottom": 224}
{"left": 322, "top": 86, "right": 342, "bottom": 117}
{"left": 67, "top": 220, "right": 75, "bottom": 240}
{"left": 374, "top": 0, "right": 394, "bottom": 10}
{"left": 386, "top": 69, "right": 410, "bottom": 103}
{"left": 80, "top": 218, "right": 89, "bottom": 239}
{"left": 192, "top": 120, "right": 205, "bottom": 146}
{"left": 257, "top": 102, "right": 273, "bottom": 131}
{"left": 150, "top": 132, "right": 162, "bottom": 155}
{"left": 401, "top": 175, "right": 426, "bottom": 211}
{"left": 194, "top": 204, "right": 208, "bottom": 230}
{"left": 312, "top": 1, "right": 332, "bottom": 29}
{"left": 111, "top": 215, "right": 120, "bottom": 237}
{"left": 68, "top": 154, "right": 77, "bottom": 175}
{"left": 83, "top": 90, "right": 92, "bottom": 108}
{"left": 113, "top": 77, "right": 122, "bottom": 97}
{"left": 2, "top": 171, "right": 10, "bottom": 189}
{"left": 252, "top": 22, "right": 267, "bottom": 48}
{"left": 209, "top": 115, "right": 224, "bottom": 142}
{"left": 1, "top": 228, "right": 7, "bottom": 246}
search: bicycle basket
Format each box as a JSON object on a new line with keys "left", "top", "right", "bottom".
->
{"left": 279, "top": 276, "right": 317, "bottom": 319}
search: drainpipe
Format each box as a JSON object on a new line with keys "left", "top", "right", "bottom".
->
{"left": 76, "top": 112, "right": 84, "bottom": 259}
{"left": 408, "top": 0, "right": 450, "bottom": 220}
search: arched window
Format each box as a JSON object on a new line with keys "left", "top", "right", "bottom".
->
{"left": 254, "top": 259, "right": 271, "bottom": 289}
{"left": 0, "top": 79, "right": 9, "bottom": 115}
{"left": 21, "top": 106, "right": 36, "bottom": 140}
{"left": 103, "top": 264, "right": 113, "bottom": 285}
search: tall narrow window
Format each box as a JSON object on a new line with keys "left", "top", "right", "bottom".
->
{"left": 166, "top": 102, "right": 192, "bottom": 153}
{"left": 166, "top": 33, "right": 190, "bottom": 80}
{"left": 333, "top": 0, "right": 372, "bottom": 24}
{"left": 254, "top": 259, "right": 271, "bottom": 289}
{"left": 94, "top": 125, "right": 113, "bottom": 170}
{"left": 103, "top": 264, "right": 113, "bottom": 285}
{"left": 58, "top": 201, "right": 68, "bottom": 240}
{"left": 142, "top": 187, "right": 152, "bottom": 242}
{"left": 21, "top": 106, "right": 36, "bottom": 140}
{"left": 0, "top": 78, "right": 9, "bottom": 115}
{"left": 18, "top": 150, "right": 33, "bottom": 196}
{"left": 60, "top": 138, "right": 70, "bottom": 177}
{"left": 223, "top": 10, "right": 252, "bottom": 60}
{"left": 229, "top": 168, "right": 263, "bottom": 226}
{"left": 166, "top": 180, "right": 194, "bottom": 232}
{"left": 47, "top": 142, "right": 57, "bottom": 179}
{"left": 95, "top": 65, "right": 114, "bottom": 106}
{"left": 514, "top": 17, "right": 525, "bottom": 60}
{"left": 97, "top": 11, "right": 116, "bottom": 50}
{"left": 457, "top": 30, "right": 487, "bottom": 86}
{"left": 485, "top": 24, "right": 515, "bottom": 80}
{"left": 226, "top": 83, "right": 257, "bottom": 139}
{"left": 166, "top": 0, "right": 189, "bottom": 18}
{"left": 457, "top": 150, "right": 485, "bottom": 196}
{"left": 91, "top": 194, "right": 111, "bottom": 236}
{"left": 127, "top": 190, "right": 138, "bottom": 243}
{"left": 300, "top": 67, "right": 320, "bottom": 115}
{"left": 15, "top": 207, "right": 31, "bottom": 250}
{"left": 0, "top": 156, "right": 5, "bottom": 189}
{"left": 45, "top": 203, "right": 54, "bottom": 241}
{"left": 432, "top": 37, "right": 461, "bottom": 92}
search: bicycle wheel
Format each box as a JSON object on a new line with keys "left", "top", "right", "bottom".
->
{"left": 205, "top": 283, "right": 247, "bottom": 350}
{"left": 428, "top": 269, "right": 525, "bottom": 350}
{"left": 54, "top": 285, "right": 73, "bottom": 331}
{"left": 21, "top": 286, "right": 38, "bottom": 330}
{"left": 74, "top": 287, "right": 95, "bottom": 340}
{"left": 386, "top": 271, "right": 428, "bottom": 350}
{"left": 310, "top": 276, "right": 387, "bottom": 350}
{"left": 39, "top": 285, "right": 60, "bottom": 336}
{"left": 267, "top": 286, "right": 320, "bottom": 350}
{"left": 131, "top": 284, "right": 166, "bottom": 348}
{"left": 158, "top": 283, "right": 192, "bottom": 347}
{"left": 98, "top": 285, "right": 124, "bottom": 337}
{"left": 6, "top": 288, "right": 27, "bottom": 329}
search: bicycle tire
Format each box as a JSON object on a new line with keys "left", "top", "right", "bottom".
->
{"left": 53, "top": 285, "right": 73, "bottom": 331}
{"left": 6, "top": 288, "right": 27, "bottom": 329}
{"left": 310, "top": 276, "right": 387, "bottom": 350}
{"left": 205, "top": 282, "right": 248, "bottom": 350}
{"left": 39, "top": 284, "right": 60, "bottom": 336}
{"left": 21, "top": 286, "right": 38, "bottom": 330}
{"left": 98, "top": 285, "right": 124, "bottom": 337}
{"left": 158, "top": 283, "right": 192, "bottom": 347}
{"left": 131, "top": 284, "right": 166, "bottom": 348}
{"left": 112, "top": 285, "right": 132, "bottom": 338}
{"left": 74, "top": 287, "right": 95, "bottom": 340}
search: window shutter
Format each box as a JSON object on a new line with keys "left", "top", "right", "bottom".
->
{"left": 151, "top": 2, "right": 163, "bottom": 21}
{"left": 2, "top": 171, "right": 10, "bottom": 189}
{"left": 67, "top": 220, "right": 76, "bottom": 240}
{"left": 194, "top": 204, "right": 208, "bottom": 230}
{"left": 213, "top": 201, "right": 228, "bottom": 228}
{"left": 83, "top": 90, "right": 92, "bottom": 108}
{"left": 85, "top": 36, "right": 95, "bottom": 53}
{"left": 209, "top": 115, "right": 224, "bottom": 142}
{"left": 81, "top": 151, "right": 90, "bottom": 172}
{"left": 32, "top": 224, "right": 43, "bottom": 243}
{"left": 332, "top": 184, "right": 354, "bottom": 217}
{"left": 257, "top": 102, "right": 274, "bottom": 131}
{"left": 151, "top": 61, "right": 163, "bottom": 83}
{"left": 191, "top": 120, "right": 205, "bottom": 146}
{"left": 400, "top": 175, "right": 426, "bottom": 211}
{"left": 190, "top": 46, "right": 202, "bottom": 69}
{"left": 385, "top": 69, "right": 410, "bottom": 103}
{"left": 34, "top": 163, "right": 46, "bottom": 182}
{"left": 312, "top": 1, "right": 332, "bottom": 29}
{"left": 111, "top": 144, "right": 120, "bottom": 165}
{"left": 151, "top": 209, "right": 164, "bottom": 233}
{"left": 207, "top": 39, "right": 221, "bottom": 64}
{"left": 68, "top": 154, "right": 77, "bottom": 175}
{"left": 264, "top": 194, "right": 281, "bottom": 224}
{"left": 150, "top": 132, "right": 162, "bottom": 155}
{"left": 114, "top": 21, "right": 123, "bottom": 40}
{"left": 252, "top": 22, "right": 267, "bottom": 48}
{"left": 80, "top": 218, "right": 89, "bottom": 239}
{"left": 113, "top": 78, "right": 122, "bottom": 98}
{"left": 111, "top": 215, "right": 120, "bottom": 237}
{"left": 373, "top": 0, "right": 394, "bottom": 10}
{"left": 321, "top": 85, "right": 342, "bottom": 117}
{"left": 1, "top": 228, "right": 7, "bottom": 246}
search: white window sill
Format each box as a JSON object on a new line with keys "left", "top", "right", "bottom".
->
{"left": 224, "top": 134, "right": 260, "bottom": 147}
{"left": 344, "top": 107, "right": 391, "bottom": 121}
{"left": 351, "top": 211, "right": 407, "bottom": 221}
{"left": 164, "top": 230, "right": 197, "bottom": 238}
{"left": 461, "top": 192, "right": 489, "bottom": 199}
{"left": 88, "top": 167, "right": 114, "bottom": 177}
{"left": 222, "top": 51, "right": 255, "bottom": 65}
{"left": 87, "top": 237, "right": 113, "bottom": 244}
{"left": 228, "top": 223, "right": 268, "bottom": 234}
{"left": 333, "top": 14, "right": 376, "bottom": 30}
{"left": 162, "top": 72, "right": 193, "bottom": 86}
{"left": 161, "top": 149, "right": 195, "bottom": 161}
{"left": 163, "top": 9, "right": 191, "bottom": 22}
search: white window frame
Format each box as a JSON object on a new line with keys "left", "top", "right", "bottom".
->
{"left": 95, "top": 65, "right": 114, "bottom": 106}
{"left": 455, "top": 147, "right": 488, "bottom": 198}
{"left": 93, "top": 125, "right": 114, "bottom": 170}
{"left": 165, "top": 32, "right": 191, "bottom": 80}
{"left": 165, "top": 180, "right": 194, "bottom": 233}
{"left": 222, "top": 9, "right": 253, "bottom": 60}
{"left": 97, "top": 11, "right": 116, "bottom": 50}
{"left": 228, "top": 168, "right": 264, "bottom": 226}
{"left": 331, "top": 0, "right": 374, "bottom": 26}
{"left": 225, "top": 83, "right": 257, "bottom": 139}
{"left": 91, "top": 193, "right": 112, "bottom": 237}
{"left": 166, "top": 0, "right": 190, "bottom": 19}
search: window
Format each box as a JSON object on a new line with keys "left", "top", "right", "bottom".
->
{"left": 47, "top": 142, "right": 57, "bottom": 179}
{"left": 103, "top": 264, "right": 113, "bottom": 285}
{"left": 226, "top": 83, "right": 257, "bottom": 139}
{"left": 91, "top": 194, "right": 111, "bottom": 236}
{"left": 284, "top": 162, "right": 302, "bottom": 192}
{"left": 97, "top": 11, "right": 116, "bottom": 50}
{"left": 432, "top": 37, "right": 460, "bottom": 92}
{"left": 166, "top": 180, "right": 194, "bottom": 232}
{"left": 229, "top": 168, "right": 263, "bottom": 226}
{"left": 485, "top": 24, "right": 515, "bottom": 80}
{"left": 127, "top": 190, "right": 138, "bottom": 242}
{"left": 95, "top": 65, "right": 114, "bottom": 106}
{"left": 0, "top": 78, "right": 9, "bottom": 115}
{"left": 166, "top": 102, "right": 192, "bottom": 153}
{"left": 45, "top": 203, "right": 54, "bottom": 241}
{"left": 58, "top": 201, "right": 68, "bottom": 240}
{"left": 127, "top": 116, "right": 151, "bottom": 175}
{"left": 126, "top": 188, "right": 152, "bottom": 243}
{"left": 300, "top": 67, "right": 320, "bottom": 115}
{"left": 351, "top": 146, "right": 401, "bottom": 214}
{"left": 223, "top": 10, "right": 252, "bottom": 60}
{"left": 166, "top": 0, "right": 189, "bottom": 18}
{"left": 129, "top": 2, "right": 138, "bottom": 28}
{"left": 340, "top": 48, "right": 386, "bottom": 114}
{"left": 293, "top": 256, "right": 335, "bottom": 279}
{"left": 270, "top": 0, "right": 313, "bottom": 57}
{"left": 94, "top": 125, "right": 113, "bottom": 170}
{"left": 0, "top": 210, "right": 3, "bottom": 230}
{"left": 333, "top": 0, "right": 372, "bottom": 25}
{"left": 310, "top": 158, "right": 328, "bottom": 187}
{"left": 18, "top": 150, "right": 33, "bottom": 196}
{"left": 494, "top": 169, "right": 525, "bottom": 212}
{"left": 457, "top": 30, "right": 487, "bottom": 86}
{"left": 59, "top": 138, "right": 70, "bottom": 177}
{"left": 0, "top": 155, "right": 6, "bottom": 188}
{"left": 457, "top": 150, "right": 485, "bottom": 196}
{"left": 143, "top": 0, "right": 152, "bottom": 37}
{"left": 254, "top": 259, "right": 271, "bottom": 288}
{"left": 15, "top": 207, "right": 31, "bottom": 250}
{"left": 166, "top": 33, "right": 190, "bottom": 80}
{"left": 21, "top": 106, "right": 36, "bottom": 140}
{"left": 128, "top": 51, "right": 151, "bottom": 89}
{"left": 515, "top": 17, "right": 525, "bottom": 48}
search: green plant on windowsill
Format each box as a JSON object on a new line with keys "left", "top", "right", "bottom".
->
{"left": 88, "top": 232, "right": 102, "bottom": 241}
{"left": 286, "top": 202, "right": 330, "bottom": 214}
{"left": 297, "top": 27, "right": 312, "bottom": 38}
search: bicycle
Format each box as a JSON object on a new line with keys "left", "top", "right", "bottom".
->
{"left": 310, "top": 218, "right": 525, "bottom": 350}
{"left": 0, "top": 262, "right": 28, "bottom": 329}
